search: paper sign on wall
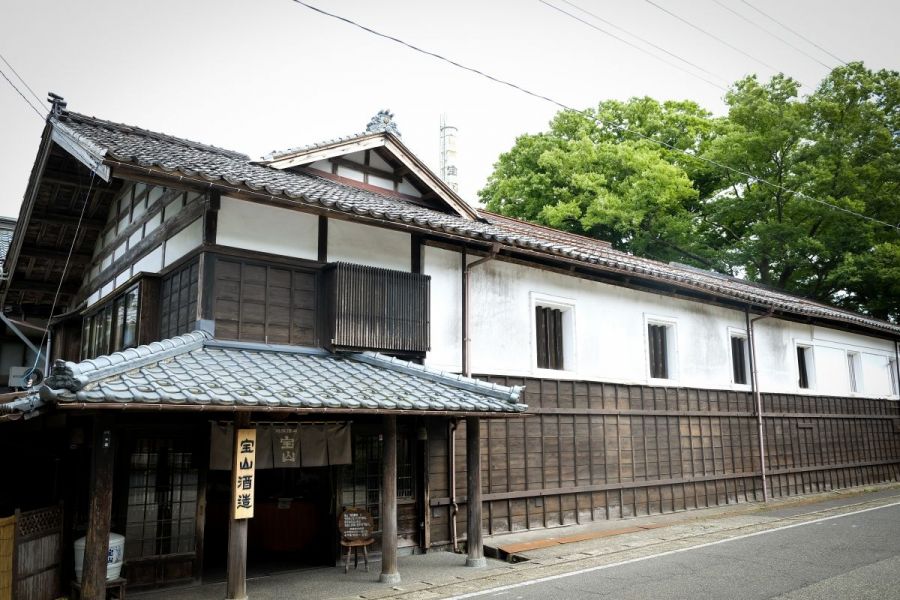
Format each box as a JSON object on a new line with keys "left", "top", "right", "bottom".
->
{"left": 233, "top": 428, "right": 256, "bottom": 519}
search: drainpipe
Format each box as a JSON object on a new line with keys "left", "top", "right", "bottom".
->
{"left": 747, "top": 305, "right": 774, "bottom": 502}
{"left": 448, "top": 418, "right": 460, "bottom": 552}
{"left": 462, "top": 243, "right": 499, "bottom": 377}
{"left": 449, "top": 243, "right": 498, "bottom": 552}
{"left": 894, "top": 340, "right": 899, "bottom": 396}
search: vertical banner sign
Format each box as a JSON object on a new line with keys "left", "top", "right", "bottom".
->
{"left": 233, "top": 428, "right": 256, "bottom": 519}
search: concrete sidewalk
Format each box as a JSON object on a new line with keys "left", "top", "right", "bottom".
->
{"left": 132, "top": 482, "right": 900, "bottom": 600}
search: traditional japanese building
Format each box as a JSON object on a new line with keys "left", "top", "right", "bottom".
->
{"left": 1, "top": 99, "right": 898, "bottom": 599}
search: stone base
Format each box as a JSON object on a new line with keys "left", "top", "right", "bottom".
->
{"left": 466, "top": 556, "right": 487, "bottom": 568}
{"left": 380, "top": 572, "right": 402, "bottom": 584}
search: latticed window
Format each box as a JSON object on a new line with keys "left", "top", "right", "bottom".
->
{"left": 124, "top": 438, "right": 198, "bottom": 559}
{"left": 340, "top": 432, "right": 414, "bottom": 532}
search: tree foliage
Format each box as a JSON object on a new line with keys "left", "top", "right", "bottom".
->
{"left": 480, "top": 63, "right": 900, "bottom": 321}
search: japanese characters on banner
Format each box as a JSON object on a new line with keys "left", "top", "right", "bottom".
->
{"left": 233, "top": 428, "right": 256, "bottom": 519}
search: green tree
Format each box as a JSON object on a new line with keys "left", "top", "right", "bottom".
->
{"left": 480, "top": 98, "right": 722, "bottom": 265}
{"left": 480, "top": 64, "right": 900, "bottom": 321}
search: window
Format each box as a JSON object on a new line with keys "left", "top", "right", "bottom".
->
{"left": 731, "top": 335, "right": 749, "bottom": 385}
{"left": 124, "top": 437, "right": 198, "bottom": 560}
{"left": 82, "top": 285, "right": 140, "bottom": 359}
{"left": 535, "top": 306, "right": 564, "bottom": 370}
{"left": 889, "top": 358, "right": 898, "bottom": 396}
{"left": 797, "top": 345, "right": 814, "bottom": 389}
{"left": 648, "top": 323, "right": 673, "bottom": 379}
{"left": 847, "top": 352, "right": 863, "bottom": 393}
{"left": 340, "top": 432, "right": 414, "bottom": 533}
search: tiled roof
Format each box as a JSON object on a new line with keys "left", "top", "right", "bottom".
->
{"left": 39, "top": 332, "right": 526, "bottom": 414}
{"left": 0, "top": 392, "right": 44, "bottom": 422}
{"left": 0, "top": 225, "right": 14, "bottom": 267}
{"left": 49, "top": 111, "right": 900, "bottom": 336}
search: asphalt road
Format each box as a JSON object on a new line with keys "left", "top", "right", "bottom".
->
{"left": 467, "top": 502, "right": 900, "bottom": 600}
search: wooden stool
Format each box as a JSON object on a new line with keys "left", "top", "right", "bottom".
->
{"left": 70, "top": 577, "right": 126, "bottom": 600}
{"left": 341, "top": 537, "right": 375, "bottom": 573}
{"left": 338, "top": 507, "right": 375, "bottom": 574}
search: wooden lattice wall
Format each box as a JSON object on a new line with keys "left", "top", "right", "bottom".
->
{"left": 428, "top": 377, "right": 900, "bottom": 544}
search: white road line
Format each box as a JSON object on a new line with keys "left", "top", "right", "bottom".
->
{"left": 449, "top": 500, "right": 900, "bottom": 599}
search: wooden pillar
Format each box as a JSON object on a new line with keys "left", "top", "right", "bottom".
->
{"left": 226, "top": 413, "right": 250, "bottom": 600}
{"left": 380, "top": 415, "right": 401, "bottom": 584}
{"left": 466, "top": 416, "right": 486, "bottom": 567}
{"left": 81, "top": 416, "right": 115, "bottom": 600}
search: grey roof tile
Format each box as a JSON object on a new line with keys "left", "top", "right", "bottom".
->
{"left": 49, "top": 111, "right": 900, "bottom": 336}
{"left": 40, "top": 333, "right": 526, "bottom": 414}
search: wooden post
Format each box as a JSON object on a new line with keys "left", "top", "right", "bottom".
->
{"left": 380, "top": 416, "right": 400, "bottom": 584}
{"left": 81, "top": 416, "right": 115, "bottom": 600}
{"left": 226, "top": 414, "right": 250, "bottom": 600}
{"left": 466, "top": 417, "right": 486, "bottom": 567}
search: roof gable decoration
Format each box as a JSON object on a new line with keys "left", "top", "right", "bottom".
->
{"left": 259, "top": 111, "right": 480, "bottom": 221}
{"left": 39, "top": 331, "right": 527, "bottom": 414}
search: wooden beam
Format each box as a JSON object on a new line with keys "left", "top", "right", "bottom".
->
{"left": 328, "top": 157, "right": 400, "bottom": 182}
{"left": 81, "top": 416, "right": 115, "bottom": 600}
{"left": 380, "top": 415, "right": 401, "bottom": 584}
{"left": 465, "top": 417, "right": 486, "bottom": 567}
{"left": 29, "top": 213, "right": 106, "bottom": 229}
{"left": 318, "top": 216, "right": 328, "bottom": 263}
{"left": 16, "top": 247, "right": 92, "bottom": 264}
{"left": 226, "top": 413, "right": 250, "bottom": 600}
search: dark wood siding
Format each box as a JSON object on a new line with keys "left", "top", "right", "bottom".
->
{"left": 213, "top": 258, "right": 317, "bottom": 345}
{"left": 325, "top": 263, "right": 430, "bottom": 354}
{"left": 428, "top": 377, "right": 900, "bottom": 545}
{"left": 159, "top": 259, "right": 199, "bottom": 339}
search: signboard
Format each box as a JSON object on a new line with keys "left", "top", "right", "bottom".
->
{"left": 233, "top": 428, "right": 256, "bottom": 519}
{"left": 338, "top": 508, "right": 374, "bottom": 542}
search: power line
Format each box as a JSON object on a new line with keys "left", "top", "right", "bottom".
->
{"left": 0, "top": 51, "right": 44, "bottom": 108}
{"left": 540, "top": 0, "right": 728, "bottom": 91}
{"left": 710, "top": 0, "right": 832, "bottom": 70}
{"left": 559, "top": 0, "right": 730, "bottom": 85}
{"left": 643, "top": 0, "right": 782, "bottom": 75}
{"left": 740, "top": 0, "right": 848, "bottom": 66}
{"left": 0, "top": 65, "right": 45, "bottom": 121}
{"left": 290, "top": 1, "right": 900, "bottom": 234}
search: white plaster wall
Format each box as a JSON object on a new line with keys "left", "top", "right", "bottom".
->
{"left": 217, "top": 196, "right": 318, "bottom": 260}
{"left": 423, "top": 250, "right": 898, "bottom": 399}
{"left": 422, "top": 246, "right": 462, "bottom": 372}
{"left": 163, "top": 217, "right": 202, "bottom": 268}
{"left": 326, "top": 219, "right": 411, "bottom": 271}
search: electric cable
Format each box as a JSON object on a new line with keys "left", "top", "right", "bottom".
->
{"left": 540, "top": 0, "right": 728, "bottom": 91}
{"left": 290, "top": 0, "right": 900, "bottom": 234}
{"left": 710, "top": 0, "right": 832, "bottom": 70}
{"left": 643, "top": 0, "right": 782, "bottom": 75}
{"left": 0, "top": 51, "right": 45, "bottom": 108}
{"left": 740, "top": 0, "right": 848, "bottom": 66}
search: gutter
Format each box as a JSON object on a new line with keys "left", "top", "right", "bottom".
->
{"left": 747, "top": 306, "right": 774, "bottom": 502}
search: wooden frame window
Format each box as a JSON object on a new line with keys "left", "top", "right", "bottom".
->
{"left": 535, "top": 306, "right": 565, "bottom": 370}
{"left": 340, "top": 431, "right": 414, "bottom": 533}
{"left": 730, "top": 334, "right": 749, "bottom": 385}
{"left": 890, "top": 358, "right": 899, "bottom": 396}
{"left": 847, "top": 351, "right": 863, "bottom": 393}
{"left": 82, "top": 285, "right": 140, "bottom": 359}
{"left": 797, "top": 345, "right": 814, "bottom": 389}
{"left": 646, "top": 319, "right": 676, "bottom": 381}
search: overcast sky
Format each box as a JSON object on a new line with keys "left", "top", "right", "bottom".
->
{"left": 1, "top": 0, "right": 897, "bottom": 218}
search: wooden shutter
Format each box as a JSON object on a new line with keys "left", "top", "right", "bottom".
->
{"left": 731, "top": 337, "right": 747, "bottom": 384}
{"left": 648, "top": 324, "right": 668, "bottom": 379}
{"left": 535, "top": 306, "right": 564, "bottom": 370}
{"left": 797, "top": 347, "right": 809, "bottom": 388}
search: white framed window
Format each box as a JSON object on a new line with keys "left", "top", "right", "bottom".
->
{"left": 531, "top": 293, "right": 576, "bottom": 373}
{"left": 729, "top": 328, "right": 750, "bottom": 386}
{"left": 796, "top": 343, "right": 816, "bottom": 390}
{"left": 645, "top": 315, "right": 678, "bottom": 382}
{"left": 846, "top": 351, "right": 863, "bottom": 394}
